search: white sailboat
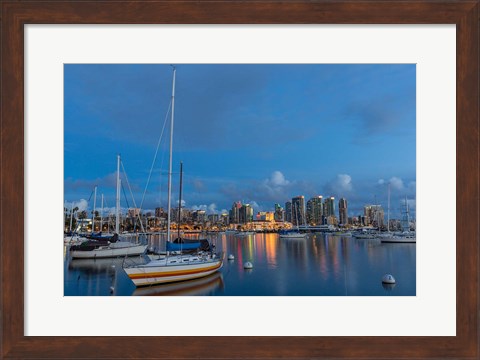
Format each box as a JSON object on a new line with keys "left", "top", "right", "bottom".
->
{"left": 70, "top": 155, "right": 148, "bottom": 259}
{"left": 381, "top": 196, "right": 416, "bottom": 243}
{"left": 123, "top": 67, "right": 223, "bottom": 287}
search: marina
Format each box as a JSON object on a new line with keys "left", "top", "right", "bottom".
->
{"left": 64, "top": 64, "right": 417, "bottom": 297}
{"left": 64, "top": 232, "right": 416, "bottom": 296}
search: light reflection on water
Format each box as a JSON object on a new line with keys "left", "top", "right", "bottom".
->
{"left": 64, "top": 233, "right": 415, "bottom": 296}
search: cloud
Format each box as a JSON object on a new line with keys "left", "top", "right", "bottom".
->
{"left": 208, "top": 203, "right": 217, "bottom": 213}
{"left": 389, "top": 176, "right": 404, "bottom": 191}
{"left": 191, "top": 203, "right": 218, "bottom": 214}
{"left": 75, "top": 199, "right": 88, "bottom": 212}
{"left": 325, "top": 174, "right": 353, "bottom": 196}
{"left": 249, "top": 201, "right": 262, "bottom": 212}
{"left": 267, "top": 171, "right": 290, "bottom": 187}
{"left": 176, "top": 199, "right": 186, "bottom": 207}
{"left": 257, "top": 171, "right": 294, "bottom": 201}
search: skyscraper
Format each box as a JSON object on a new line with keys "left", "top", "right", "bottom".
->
{"left": 324, "top": 196, "right": 335, "bottom": 217}
{"left": 338, "top": 198, "right": 348, "bottom": 225}
{"left": 306, "top": 196, "right": 323, "bottom": 225}
{"left": 229, "top": 201, "right": 242, "bottom": 224}
{"left": 285, "top": 201, "right": 292, "bottom": 223}
{"left": 291, "top": 196, "right": 306, "bottom": 226}
{"left": 239, "top": 203, "right": 253, "bottom": 224}
{"left": 274, "top": 203, "right": 284, "bottom": 222}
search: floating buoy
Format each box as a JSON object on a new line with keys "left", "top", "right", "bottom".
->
{"left": 228, "top": 254, "right": 235, "bottom": 260}
{"left": 382, "top": 274, "right": 396, "bottom": 284}
{"left": 382, "top": 282, "right": 396, "bottom": 291}
{"left": 244, "top": 261, "right": 253, "bottom": 269}
{"left": 109, "top": 286, "right": 115, "bottom": 294}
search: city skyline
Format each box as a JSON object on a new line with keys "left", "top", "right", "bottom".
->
{"left": 64, "top": 64, "right": 416, "bottom": 219}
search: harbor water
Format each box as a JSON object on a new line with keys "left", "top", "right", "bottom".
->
{"left": 64, "top": 233, "right": 416, "bottom": 296}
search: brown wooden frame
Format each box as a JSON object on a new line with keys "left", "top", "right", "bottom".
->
{"left": 1, "top": 1, "right": 478, "bottom": 359}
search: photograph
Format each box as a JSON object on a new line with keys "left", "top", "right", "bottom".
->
{"left": 64, "top": 63, "right": 416, "bottom": 296}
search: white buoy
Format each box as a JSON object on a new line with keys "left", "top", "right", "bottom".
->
{"left": 228, "top": 254, "right": 235, "bottom": 260}
{"left": 382, "top": 274, "right": 396, "bottom": 284}
{"left": 244, "top": 261, "right": 253, "bottom": 269}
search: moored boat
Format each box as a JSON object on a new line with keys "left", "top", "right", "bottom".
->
{"left": 123, "top": 68, "right": 223, "bottom": 287}
{"left": 279, "top": 229, "right": 307, "bottom": 239}
{"left": 70, "top": 155, "right": 148, "bottom": 259}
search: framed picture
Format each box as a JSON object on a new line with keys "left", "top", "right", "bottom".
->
{"left": 1, "top": 1, "right": 478, "bottom": 359}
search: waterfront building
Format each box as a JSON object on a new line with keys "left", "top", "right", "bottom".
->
{"left": 364, "top": 205, "right": 384, "bottom": 228}
{"left": 339, "top": 198, "right": 348, "bottom": 225}
{"left": 208, "top": 213, "right": 220, "bottom": 223}
{"left": 326, "top": 215, "right": 338, "bottom": 226}
{"left": 291, "top": 196, "right": 306, "bottom": 226}
{"left": 239, "top": 204, "right": 254, "bottom": 224}
{"left": 128, "top": 208, "right": 141, "bottom": 218}
{"left": 324, "top": 196, "right": 335, "bottom": 217}
{"left": 285, "top": 201, "right": 292, "bottom": 223}
{"left": 306, "top": 196, "right": 323, "bottom": 225}
{"left": 192, "top": 210, "right": 207, "bottom": 224}
{"left": 220, "top": 213, "right": 229, "bottom": 226}
{"left": 229, "top": 201, "right": 242, "bottom": 224}
{"left": 256, "top": 211, "right": 274, "bottom": 222}
{"left": 274, "top": 203, "right": 284, "bottom": 222}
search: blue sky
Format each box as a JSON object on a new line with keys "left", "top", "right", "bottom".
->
{"left": 64, "top": 64, "right": 416, "bottom": 218}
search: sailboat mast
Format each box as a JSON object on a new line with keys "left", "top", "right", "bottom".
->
{"left": 167, "top": 67, "right": 176, "bottom": 243}
{"left": 92, "top": 186, "right": 97, "bottom": 233}
{"left": 69, "top": 203, "right": 74, "bottom": 232}
{"left": 405, "top": 196, "right": 410, "bottom": 231}
{"left": 100, "top": 194, "right": 104, "bottom": 233}
{"left": 177, "top": 161, "right": 183, "bottom": 239}
{"left": 387, "top": 183, "right": 390, "bottom": 232}
{"left": 115, "top": 154, "right": 121, "bottom": 234}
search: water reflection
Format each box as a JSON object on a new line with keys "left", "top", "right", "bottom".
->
{"left": 132, "top": 272, "right": 224, "bottom": 296}
{"left": 64, "top": 232, "right": 416, "bottom": 296}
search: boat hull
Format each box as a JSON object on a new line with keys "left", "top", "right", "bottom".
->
{"left": 380, "top": 237, "right": 416, "bottom": 243}
{"left": 279, "top": 233, "right": 307, "bottom": 239}
{"left": 70, "top": 244, "right": 147, "bottom": 259}
{"left": 125, "top": 257, "right": 224, "bottom": 287}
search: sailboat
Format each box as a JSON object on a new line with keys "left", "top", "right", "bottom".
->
{"left": 381, "top": 196, "right": 416, "bottom": 243}
{"left": 70, "top": 155, "right": 148, "bottom": 259}
{"left": 377, "top": 183, "right": 393, "bottom": 240}
{"left": 123, "top": 67, "right": 223, "bottom": 287}
{"left": 279, "top": 203, "right": 307, "bottom": 239}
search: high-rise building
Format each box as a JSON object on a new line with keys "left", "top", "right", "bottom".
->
{"left": 274, "top": 203, "right": 284, "bottom": 222}
{"left": 229, "top": 201, "right": 242, "bottom": 224}
{"left": 306, "top": 196, "right": 323, "bottom": 225}
{"left": 193, "top": 210, "right": 206, "bottom": 223}
{"left": 239, "top": 204, "right": 253, "bottom": 224}
{"left": 291, "top": 196, "right": 306, "bottom": 226}
{"left": 324, "top": 196, "right": 335, "bottom": 217}
{"left": 285, "top": 201, "right": 292, "bottom": 223}
{"left": 338, "top": 198, "right": 348, "bottom": 225}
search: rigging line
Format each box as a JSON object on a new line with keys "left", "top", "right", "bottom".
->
{"left": 120, "top": 160, "right": 146, "bottom": 233}
{"left": 87, "top": 187, "right": 95, "bottom": 202}
{"left": 121, "top": 181, "right": 130, "bottom": 209}
{"left": 139, "top": 99, "right": 172, "bottom": 211}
